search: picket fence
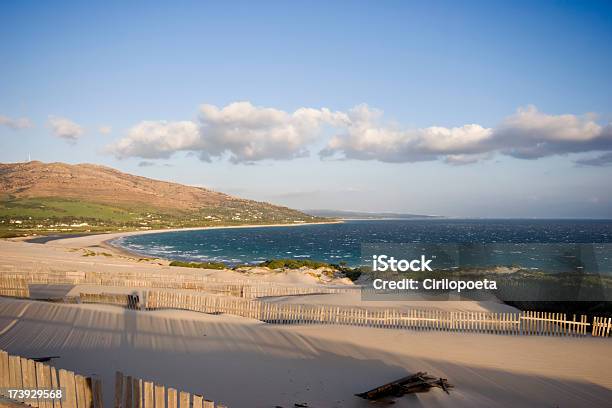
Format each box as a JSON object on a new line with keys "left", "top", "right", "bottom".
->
{"left": 592, "top": 316, "right": 612, "bottom": 337}
{"left": 0, "top": 349, "right": 103, "bottom": 408}
{"left": 137, "top": 291, "right": 599, "bottom": 337}
{"left": 114, "top": 371, "right": 225, "bottom": 408}
{"left": 0, "top": 269, "right": 352, "bottom": 299}
{"left": 0, "top": 273, "right": 608, "bottom": 338}
{"left": 0, "top": 351, "right": 226, "bottom": 408}
{"left": 0, "top": 277, "right": 29, "bottom": 298}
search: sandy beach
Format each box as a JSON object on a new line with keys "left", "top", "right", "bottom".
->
{"left": 1, "top": 298, "right": 610, "bottom": 407}
{"left": 0, "top": 230, "right": 611, "bottom": 407}
{"left": 36, "top": 221, "right": 343, "bottom": 256}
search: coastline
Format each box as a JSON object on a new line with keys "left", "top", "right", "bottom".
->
{"left": 1, "top": 221, "right": 610, "bottom": 406}
{"left": 35, "top": 220, "right": 344, "bottom": 259}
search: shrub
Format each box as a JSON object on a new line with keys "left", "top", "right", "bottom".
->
{"left": 169, "top": 260, "right": 227, "bottom": 270}
{"left": 258, "top": 258, "right": 329, "bottom": 270}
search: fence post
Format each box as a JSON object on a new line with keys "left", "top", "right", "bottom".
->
{"left": 59, "top": 369, "right": 77, "bottom": 408}
{"left": 114, "top": 371, "right": 124, "bottom": 408}
{"left": 124, "top": 376, "right": 134, "bottom": 408}
{"left": 35, "top": 362, "right": 49, "bottom": 408}
{"left": 143, "top": 382, "right": 154, "bottom": 408}
{"left": 0, "top": 350, "right": 8, "bottom": 391}
{"left": 167, "top": 388, "right": 177, "bottom": 408}
{"left": 179, "top": 391, "right": 190, "bottom": 408}
{"left": 93, "top": 378, "right": 104, "bottom": 408}
{"left": 154, "top": 385, "right": 165, "bottom": 408}
{"left": 50, "top": 367, "right": 61, "bottom": 408}
{"left": 192, "top": 395, "right": 203, "bottom": 408}
{"left": 75, "top": 375, "right": 87, "bottom": 408}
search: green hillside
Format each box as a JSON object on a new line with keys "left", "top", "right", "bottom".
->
{"left": 0, "top": 196, "right": 324, "bottom": 237}
{"left": 0, "top": 162, "right": 328, "bottom": 237}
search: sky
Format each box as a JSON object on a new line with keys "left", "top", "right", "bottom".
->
{"left": 1, "top": 0, "right": 612, "bottom": 218}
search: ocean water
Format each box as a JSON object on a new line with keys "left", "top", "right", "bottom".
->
{"left": 114, "top": 219, "right": 612, "bottom": 271}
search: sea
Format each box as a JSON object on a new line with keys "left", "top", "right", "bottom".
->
{"left": 113, "top": 219, "right": 612, "bottom": 272}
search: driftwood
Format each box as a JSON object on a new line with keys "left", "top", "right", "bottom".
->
{"left": 356, "top": 372, "right": 453, "bottom": 400}
{"left": 30, "top": 355, "right": 60, "bottom": 362}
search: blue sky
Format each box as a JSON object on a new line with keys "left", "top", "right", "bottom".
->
{"left": 1, "top": 1, "right": 612, "bottom": 217}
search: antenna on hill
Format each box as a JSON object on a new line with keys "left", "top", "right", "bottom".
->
{"left": 28, "top": 153, "right": 31, "bottom": 162}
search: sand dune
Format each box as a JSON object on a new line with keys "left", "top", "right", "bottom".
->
{"left": 0, "top": 298, "right": 610, "bottom": 408}
{"left": 1, "top": 233, "right": 611, "bottom": 407}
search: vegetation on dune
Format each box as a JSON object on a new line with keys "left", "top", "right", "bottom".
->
{"left": 0, "top": 230, "right": 28, "bottom": 238}
{"left": 169, "top": 260, "right": 227, "bottom": 270}
{"left": 258, "top": 258, "right": 330, "bottom": 270}
{"left": 167, "top": 257, "right": 364, "bottom": 281}
{"left": 334, "top": 262, "right": 364, "bottom": 281}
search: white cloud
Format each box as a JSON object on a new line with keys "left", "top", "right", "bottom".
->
{"left": 196, "top": 102, "right": 347, "bottom": 162}
{"left": 48, "top": 115, "right": 83, "bottom": 143}
{"left": 110, "top": 120, "right": 199, "bottom": 159}
{"left": 321, "top": 104, "right": 494, "bottom": 162}
{"left": 109, "top": 102, "right": 347, "bottom": 163}
{"left": 493, "top": 105, "right": 612, "bottom": 159}
{"left": 0, "top": 115, "right": 33, "bottom": 130}
{"left": 98, "top": 125, "right": 112, "bottom": 135}
{"left": 107, "top": 102, "right": 612, "bottom": 165}
{"left": 322, "top": 105, "right": 612, "bottom": 163}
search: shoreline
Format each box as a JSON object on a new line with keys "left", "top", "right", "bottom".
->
{"left": 29, "top": 220, "right": 344, "bottom": 259}
{"left": 105, "top": 220, "right": 345, "bottom": 259}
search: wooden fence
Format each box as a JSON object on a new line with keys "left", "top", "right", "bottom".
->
{"left": 0, "top": 270, "right": 353, "bottom": 299}
{"left": 1, "top": 272, "right": 608, "bottom": 338}
{"left": 140, "top": 291, "right": 601, "bottom": 337}
{"left": 520, "top": 311, "right": 589, "bottom": 336}
{"left": 592, "top": 316, "right": 612, "bottom": 337}
{"left": 0, "top": 349, "right": 103, "bottom": 408}
{"left": 114, "top": 372, "right": 224, "bottom": 408}
{"left": 0, "top": 277, "right": 29, "bottom": 298}
{"left": 0, "top": 351, "right": 226, "bottom": 408}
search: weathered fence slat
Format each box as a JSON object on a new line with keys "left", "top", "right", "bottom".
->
{"left": 154, "top": 385, "right": 165, "bottom": 408}
{"left": 93, "top": 378, "right": 104, "bottom": 408}
{"left": 115, "top": 371, "right": 124, "bottom": 408}
{"left": 143, "top": 381, "right": 154, "bottom": 408}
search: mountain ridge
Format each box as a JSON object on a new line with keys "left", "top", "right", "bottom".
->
{"left": 0, "top": 161, "right": 324, "bottom": 235}
{"left": 0, "top": 161, "right": 233, "bottom": 210}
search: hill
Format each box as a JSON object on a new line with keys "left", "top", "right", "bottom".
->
{"left": 0, "top": 161, "right": 325, "bottom": 236}
{"left": 304, "top": 209, "right": 442, "bottom": 219}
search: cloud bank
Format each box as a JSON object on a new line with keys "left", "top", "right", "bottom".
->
{"left": 108, "top": 102, "right": 612, "bottom": 165}
{"left": 321, "top": 105, "right": 612, "bottom": 163}
{"left": 48, "top": 116, "right": 83, "bottom": 143}
{"left": 0, "top": 115, "right": 33, "bottom": 130}
{"left": 110, "top": 102, "right": 347, "bottom": 163}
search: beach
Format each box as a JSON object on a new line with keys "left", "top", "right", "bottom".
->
{"left": 0, "top": 229, "right": 611, "bottom": 407}
{"left": 1, "top": 298, "right": 610, "bottom": 407}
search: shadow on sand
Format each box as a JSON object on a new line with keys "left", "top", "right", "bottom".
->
{"left": 0, "top": 298, "right": 610, "bottom": 408}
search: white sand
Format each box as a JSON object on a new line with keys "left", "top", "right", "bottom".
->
{"left": 1, "top": 231, "right": 611, "bottom": 407}
{"left": 0, "top": 298, "right": 610, "bottom": 408}
{"left": 260, "top": 292, "right": 519, "bottom": 313}
{"left": 0, "top": 237, "right": 516, "bottom": 313}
